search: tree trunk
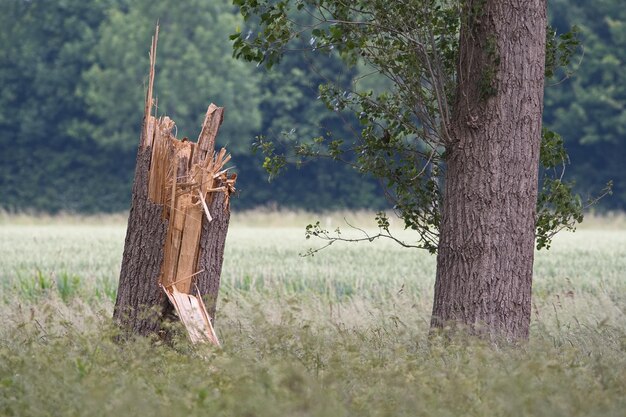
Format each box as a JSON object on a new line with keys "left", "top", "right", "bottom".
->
{"left": 113, "top": 145, "right": 170, "bottom": 337}
{"left": 431, "top": 0, "right": 547, "bottom": 340}
{"left": 113, "top": 30, "right": 235, "bottom": 340}
{"left": 197, "top": 178, "right": 233, "bottom": 321}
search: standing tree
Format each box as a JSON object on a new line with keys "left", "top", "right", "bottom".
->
{"left": 232, "top": 0, "right": 588, "bottom": 340}
{"left": 431, "top": 0, "right": 546, "bottom": 339}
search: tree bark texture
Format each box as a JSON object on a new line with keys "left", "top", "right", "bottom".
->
{"left": 113, "top": 30, "right": 235, "bottom": 339}
{"left": 431, "top": 0, "right": 547, "bottom": 340}
{"left": 113, "top": 146, "right": 169, "bottom": 336}
{"left": 114, "top": 116, "right": 235, "bottom": 338}
{"left": 197, "top": 178, "right": 232, "bottom": 321}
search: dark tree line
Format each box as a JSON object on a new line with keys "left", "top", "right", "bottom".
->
{"left": 0, "top": 0, "right": 623, "bottom": 213}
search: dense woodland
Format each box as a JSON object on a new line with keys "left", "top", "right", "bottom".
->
{"left": 0, "top": 0, "right": 624, "bottom": 213}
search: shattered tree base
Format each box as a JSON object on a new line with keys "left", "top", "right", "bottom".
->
{"left": 113, "top": 28, "right": 235, "bottom": 345}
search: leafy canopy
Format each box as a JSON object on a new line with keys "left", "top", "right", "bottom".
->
{"left": 232, "top": 0, "right": 592, "bottom": 251}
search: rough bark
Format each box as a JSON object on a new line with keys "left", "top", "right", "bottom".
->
{"left": 113, "top": 29, "right": 234, "bottom": 340}
{"left": 113, "top": 146, "right": 169, "bottom": 337}
{"left": 114, "top": 120, "right": 234, "bottom": 338}
{"left": 197, "top": 178, "right": 233, "bottom": 321}
{"left": 431, "top": 0, "right": 547, "bottom": 340}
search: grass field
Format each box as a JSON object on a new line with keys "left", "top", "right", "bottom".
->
{"left": 0, "top": 211, "right": 624, "bottom": 416}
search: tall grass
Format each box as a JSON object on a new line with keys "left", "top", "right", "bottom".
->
{"left": 0, "top": 214, "right": 624, "bottom": 416}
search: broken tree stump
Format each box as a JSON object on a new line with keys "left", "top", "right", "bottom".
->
{"left": 113, "top": 27, "right": 235, "bottom": 344}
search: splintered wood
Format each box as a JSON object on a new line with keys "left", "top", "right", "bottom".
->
{"left": 164, "top": 287, "right": 220, "bottom": 345}
{"left": 130, "top": 26, "right": 235, "bottom": 346}
{"left": 113, "top": 25, "right": 235, "bottom": 342}
{"left": 143, "top": 105, "right": 235, "bottom": 346}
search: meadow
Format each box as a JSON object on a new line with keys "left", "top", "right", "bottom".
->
{"left": 0, "top": 211, "right": 624, "bottom": 417}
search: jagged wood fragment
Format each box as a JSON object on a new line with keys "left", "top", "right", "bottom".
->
{"left": 114, "top": 25, "right": 236, "bottom": 342}
{"left": 164, "top": 287, "right": 220, "bottom": 346}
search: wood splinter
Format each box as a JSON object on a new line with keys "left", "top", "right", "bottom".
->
{"left": 113, "top": 25, "right": 236, "bottom": 345}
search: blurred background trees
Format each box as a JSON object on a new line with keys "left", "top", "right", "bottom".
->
{"left": 546, "top": 0, "right": 626, "bottom": 209}
{"left": 0, "top": 0, "right": 623, "bottom": 213}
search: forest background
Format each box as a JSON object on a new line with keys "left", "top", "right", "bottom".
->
{"left": 0, "top": 0, "right": 624, "bottom": 214}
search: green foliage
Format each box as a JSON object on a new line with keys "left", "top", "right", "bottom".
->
{"left": 544, "top": 0, "right": 626, "bottom": 209}
{"left": 56, "top": 271, "right": 83, "bottom": 302}
{"left": 81, "top": 0, "right": 263, "bottom": 154}
{"left": 232, "top": 0, "right": 457, "bottom": 251}
{"left": 0, "top": 0, "right": 389, "bottom": 213}
{"left": 547, "top": 0, "right": 626, "bottom": 146}
{"left": 0, "top": 0, "right": 132, "bottom": 213}
{"left": 545, "top": 25, "right": 581, "bottom": 79}
{"left": 0, "top": 0, "right": 623, "bottom": 214}
{"left": 232, "top": 0, "right": 591, "bottom": 251}
{"left": 1, "top": 220, "right": 625, "bottom": 416}
{"left": 535, "top": 129, "right": 582, "bottom": 250}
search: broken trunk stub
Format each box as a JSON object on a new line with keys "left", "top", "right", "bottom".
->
{"left": 146, "top": 109, "right": 235, "bottom": 295}
{"left": 147, "top": 106, "right": 235, "bottom": 344}
{"left": 163, "top": 285, "right": 220, "bottom": 346}
{"left": 114, "top": 25, "right": 233, "bottom": 342}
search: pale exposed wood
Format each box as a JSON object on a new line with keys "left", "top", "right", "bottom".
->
{"left": 143, "top": 106, "right": 234, "bottom": 342}
{"left": 166, "top": 269, "right": 205, "bottom": 289}
{"left": 160, "top": 193, "right": 187, "bottom": 288}
{"left": 141, "top": 26, "right": 158, "bottom": 148}
{"left": 145, "top": 114, "right": 156, "bottom": 149}
{"left": 195, "top": 104, "right": 225, "bottom": 164}
{"left": 163, "top": 286, "right": 220, "bottom": 346}
{"left": 198, "top": 189, "right": 212, "bottom": 223}
{"left": 115, "top": 26, "right": 236, "bottom": 343}
{"left": 174, "top": 203, "right": 203, "bottom": 293}
{"left": 148, "top": 118, "right": 166, "bottom": 203}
